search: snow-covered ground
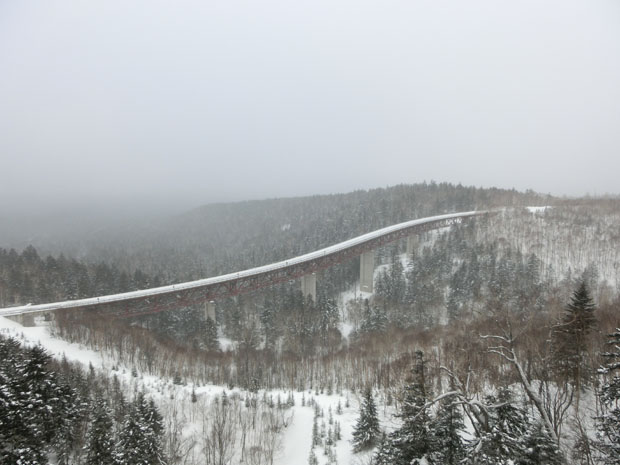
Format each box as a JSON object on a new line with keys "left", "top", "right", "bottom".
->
{"left": 481, "top": 206, "right": 620, "bottom": 287}
{"left": 0, "top": 316, "right": 107, "bottom": 369}
{"left": 1, "top": 251, "right": 404, "bottom": 465}
{"left": 0, "top": 315, "right": 388, "bottom": 465}
{"left": 526, "top": 205, "right": 551, "bottom": 213}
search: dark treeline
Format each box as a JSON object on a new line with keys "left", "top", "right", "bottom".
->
{"left": 0, "top": 245, "right": 161, "bottom": 307}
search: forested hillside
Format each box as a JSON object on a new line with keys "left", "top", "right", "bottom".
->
{"left": 0, "top": 245, "right": 160, "bottom": 307}
{"left": 0, "top": 183, "right": 548, "bottom": 283}
{"left": 2, "top": 185, "right": 620, "bottom": 464}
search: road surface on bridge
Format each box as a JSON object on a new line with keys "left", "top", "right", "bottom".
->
{"left": 0, "top": 210, "right": 487, "bottom": 318}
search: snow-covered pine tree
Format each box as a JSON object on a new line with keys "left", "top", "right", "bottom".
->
{"left": 116, "top": 403, "right": 148, "bottom": 465}
{"left": 595, "top": 328, "right": 620, "bottom": 464}
{"left": 116, "top": 393, "right": 167, "bottom": 465}
{"left": 515, "top": 421, "right": 563, "bottom": 465}
{"left": 375, "top": 350, "right": 431, "bottom": 465}
{"left": 551, "top": 281, "right": 597, "bottom": 400}
{"left": 308, "top": 448, "right": 318, "bottom": 465}
{"left": 427, "top": 394, "right": 465, "bottom": 464}
{"left": 0, "top": 336, "right": 43, "bottom": 464}
{"left": 312, "top": 415, "right": 321, "bottom": 447}
{"left": 144, "top": 397, "right": 165, "bottom": 438}
{"left": 85, "top": 394, "right": 116, "bottom": 465}
{"left": 317, "top": 293, "right": 339, "bottom": 334}
{"left": 0, "top": 337, "right": 81, "bottom": 465}
{"left": 473, "top": 387, "right": 529, "bottom": 464}
{"left": 374, "top": 432, "right": 398, "bottom": 465}
{"left": 352, "top": 387, "right": 381, "bottom": 452}
{"left": 260, "top": 298, "right": 279, "bottom": 350}
{"left": 204, "top": 316, "right": 220, "bottom": 352}
{"left": 53, "top": 380, "right": 86, "bottom": 465}
{"left": 389, "top": 251, "right": 406, "bottom": 303}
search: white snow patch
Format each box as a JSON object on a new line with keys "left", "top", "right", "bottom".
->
{"left": 339, "top": 322, "right": 354, "bottom": 339}
{"left": 526, "top": 206, "right": 551, "bottom": 213}
{"left": 0, "top": 316, "right": 107, "bottom": 368}
{"left": 218, "top": 336, "right": 234, "bottom": 351}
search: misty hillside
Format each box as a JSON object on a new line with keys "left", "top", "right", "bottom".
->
{"left": 2, "top": 187, "right": 620, "bottom": 465}
{"left": 0, "top": 183, "right": 548, "bottom": 282}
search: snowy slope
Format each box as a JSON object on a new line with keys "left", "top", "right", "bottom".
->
{"left": 0, "top": 315, "right": 388, "bottom": 465}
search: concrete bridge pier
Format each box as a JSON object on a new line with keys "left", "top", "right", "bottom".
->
{"left": 360, "top": 250, "right": 375, "bottom": 293}
{"left": 406, "top": 234, "right": 418, "bottom": 257}
{"left": 204, "top": 301, "right": 216, "bottom": 322}
{"left": 300, "top": 273, "right": 317, "bottom": 302}
{"left": 5, "top": 312, "right": 36, "bottom": 327}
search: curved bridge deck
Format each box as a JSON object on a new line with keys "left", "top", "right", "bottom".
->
{"left": 0, "top": 211, "right": 486, "bottom": 319}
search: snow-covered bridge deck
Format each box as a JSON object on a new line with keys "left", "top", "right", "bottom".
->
{"left": 0, "top": 211, "right": 486, "bottom": 320}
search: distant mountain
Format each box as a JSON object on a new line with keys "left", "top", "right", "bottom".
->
{"left": 23, "top": 182, "right": 546, "bottom": 281}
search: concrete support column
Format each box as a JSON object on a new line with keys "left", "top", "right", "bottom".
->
{"left": 360, "top": 250, "right": 375, "bottom": 293}
{"left": 205, "top": 301, "right": 216, "bottom": 322}
{"left": 406, "top": 234, "right": 418, "bottom": 257}
{"left": 23, "top": 313, "right": 35, "bottom": 326}
{"left": 300, "top": 273, "right": 317, "bottom": 302}
{"left": 6, "top": 313, "right": 35, "bottom": 327}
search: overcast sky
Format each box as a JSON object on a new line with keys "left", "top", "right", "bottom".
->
{"left": 1, "top": 0, "right": 619, "bottom": 212}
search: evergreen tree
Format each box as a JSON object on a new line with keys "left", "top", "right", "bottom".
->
{"left": 551, "top": 281, "right": 597, "bottom": 398}
{"left": 0, "top": 337, "right": 46, "bottom": 464}
{"left": 375, "top": 351, "right": 431, "bottom": 465}
{"left": 360, "top": 303, "right": 388, "bottom": 334}
{"left": 595, "top": 328, "right": 620, "bottom": 464}
{"left": 389, "top": 253, "right": 406, "bottom": 303}
{"left": 204, "top": 316, "right": 220, "bottom": 352}
{"left": 427, "top": 395, "right": 465, "bottom": 465}
{"left": 53, "top": 381, "right": 85, "bottom": 465}
{"left": 374, "top": 432, "right": 398, "bottom": 465}
{"left": 0, "top": 337, "right": 81, "bottom": 465}
{"left": 312, "top": 415, "right": 321, "bottom": 447}
{"left": 144, "top": 397, "right": 165, "bottom": 438}
{"left": 515, "top": 421, "right": 563, "bottom": 465}
{"left": 473, "top": 387, "right": 529, "bottom": 464}
{"left": 260, "top": 298, "right": 279, "bottom": 350}
{"left": 116, "top": 393, "right": 166, "bottom": 465}
{"left": 352, "top": 387, "right": 381, "bottom": 452}
{"left": 85, "top": 395, "right": 116, "bottom": 465}
{"left": 446, "top": 291, "right": 460, "bottom": 322}
{"left": 116, "top": 406, "right": 149, "bottom": 465}
{"left": 308, "top": 448, "right": 318, "bottom": 465}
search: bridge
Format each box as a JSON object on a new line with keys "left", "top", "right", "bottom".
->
{"left": 0, "top": 211, "right": 487, "bottom": 326}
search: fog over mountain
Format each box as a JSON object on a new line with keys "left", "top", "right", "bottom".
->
{"left": 1, "top": 0, "right": 620, "bottom": 214}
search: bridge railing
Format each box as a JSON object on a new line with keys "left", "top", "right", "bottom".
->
{"left": 0, "top": 210, "right": 487, "bottom": 318}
